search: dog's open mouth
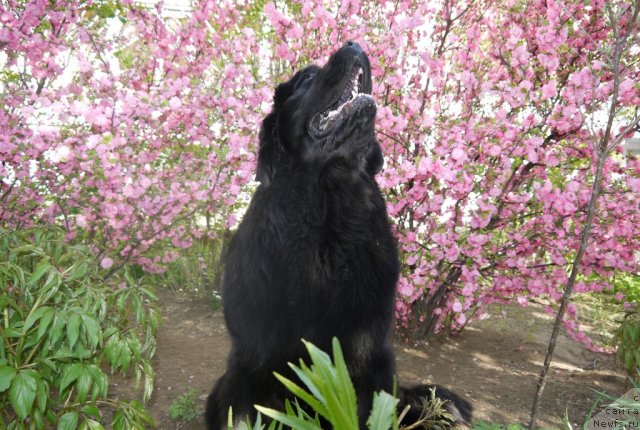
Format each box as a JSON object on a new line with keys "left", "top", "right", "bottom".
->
{"left": 308, "top": 64, "right": 375, "bottom": 137}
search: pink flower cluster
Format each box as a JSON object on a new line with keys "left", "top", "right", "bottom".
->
{"left": 1, "top": 0, "right": 270, "bottom": 273}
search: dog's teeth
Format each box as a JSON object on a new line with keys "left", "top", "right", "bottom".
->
{"left": 318, "top": 66, "right": 367, "bottom": 132}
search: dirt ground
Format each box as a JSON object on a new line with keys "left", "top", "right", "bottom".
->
{"left": 137, "top": 289, "right": 626, "bottom": 430}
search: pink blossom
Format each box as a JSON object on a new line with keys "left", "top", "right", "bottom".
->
{"left": 169, "top": 96, "right": 182, "bottom": 109}
{"left": 452, "top": 300, "right": 463, "bottom": 313}
{"left": 540, "top": 80, "right": 557, "bottom": 100}
{"left": 451, "top": 147, "right": 466, "bottom": 162}
{"left": 100, "top": 257, "right": 114, "bottom": 269}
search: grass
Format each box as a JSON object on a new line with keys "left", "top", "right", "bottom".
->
{"left": 168, "top": 388, "right": 202, "bottom": 423}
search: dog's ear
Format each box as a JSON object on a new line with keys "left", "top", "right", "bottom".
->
{"left": 256, "top": 111, "right": 281, "bottom": 187}
{"left": 256, "top": 80, "right": 296, "bottom": 186}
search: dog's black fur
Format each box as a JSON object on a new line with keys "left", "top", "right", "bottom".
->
{"left": 205, "top": 42, "right": 472, "bottom": 429}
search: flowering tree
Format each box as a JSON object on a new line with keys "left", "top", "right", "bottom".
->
{"left": 372, "top": 0, "right": 640, "bottom": 346}
{"left": 1, "top": 0, "right": 271, "bottom": 275}
{"left": 2, "top": 0, "right": 639, "bottom": 349}
{"left": 529, "top": 2, "right": 640, "bottom": 426}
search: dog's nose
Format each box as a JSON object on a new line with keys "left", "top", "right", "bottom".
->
{"left": 343, "top": 40, "right": 361, "bottom": 51}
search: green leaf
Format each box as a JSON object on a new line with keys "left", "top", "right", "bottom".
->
{"left": 626, "top": 350, "right": 635, "bottom": 372}
{"left": 65, "top": 262, "right": 88, "bottom": 283}
{"left": 367, "top": 391, "right": 398, "bottom": 430}
{"left": 112, "top": 410, "right": 125, "bottom": 430}
{"left": 32, "top": 408, "right": 45, "bottom": 429}
{"left": 39, "top": 273, "right": 61, "bottom": 304}
{"left": 124, "top": 269, "right": 136, "bottom": 287}
{"left": 66, "top": 313, "right": 81, "bottom": 348}
{"left": 330, "top": 338, "right": 358, "bottom": 422}
{"left": 0, "top": 365, "right": 17, "bottom": 392}
{"left": 76, "top": 368, "right": 92, "bottom": 403}
{"left": 24, "top": 306, "right": 50, "bottom": 333}
{"left": 84, "top": 419, "right": 105, "bottom": 430}
{"left": 58, "top": 411, "right": 79, "bottom": 430}
{"left": 60, "top": 363, "right": 84, "bottom": 392}
{"left": 140, "top": 286, "right": 158, "bottom": 301}
{"left": 4, "top": 327, "right": 22, "bottom": 338}
{"left": 142, "top": 360, "right": 154, "bottom": 402}
{"left": 36, "top": 378, "right": 48, "bottom": 413}
{"left": 119, "top": 341, "right": 132, "bottom": 372}
{"left": 274, "top": 372, "right": 327, "bottom": 419}
{"left": 127, "top": 337, "right": 142, "bottom": 361}
{"left": 255, "top": 406, "right": 322, "bottom": 430}
{"left": 42, "top": 267, "right": 61, "bottom": 294}
{"left": 38, "top": 358, "right": 57, "bottom": 373}
{"left": 52, "top": 243, "right": 63, "bottom": 265}
{"left": 80, "top": 314, "right": 101, "bottom": 349}
{"left": 81, "top": 405, "right": 101, "bottom": 419}
{"left": 227, "top": 406, "right": 234, "bottom": 429}
{"left": 28, "top": 261, "right": 51, "bottom": 286}
{"left": 10, "top": 370, "right": 37, "bottom": 420}
{"left": 37, "top": 307, "right": 56, "bottom": 340}
{"left": 85, "top": 365, "right": 108, "bottom": 400}
{"left": 49, "top": 313, "right": 67, "bottom": 347}
{"left": 300, "top": 338, "right": 358, "bottom": 428}
{"left": 290, "top": 361, "right": 325, "bottom": 406}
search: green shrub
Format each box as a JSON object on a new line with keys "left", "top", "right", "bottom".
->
{"left": 168, "top": 388, "right": 202, "bottom": 422}
{"left": 616, "top": 304, "right": 640, "bottom": 381}
{"left": 0, "top": 226, "right": 158, "bottom": 429}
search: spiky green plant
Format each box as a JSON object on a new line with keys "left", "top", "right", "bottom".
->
{"left": 245, "top": 337, "right": 453, "bottom": 430}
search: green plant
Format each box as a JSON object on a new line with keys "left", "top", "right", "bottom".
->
{"left": 616, "top": 304, "right": 640, "bottom": 381}
{"left": 250, "top": 338, "right": 453, "bottom": 430}
{"left": 0, "top": 226, "right": 158, "bottom": 429}
{"left": 168, "top": 388, "right": 202, "bottom": 422}
{"left": 613, "top": 274, "right": 640, "bottom": 303}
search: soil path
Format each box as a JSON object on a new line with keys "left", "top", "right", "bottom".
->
{"left": 143, "top": 289, "right": 625, "bottom": 429}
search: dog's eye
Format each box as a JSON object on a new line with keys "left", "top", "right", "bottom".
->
{"left": 296, "top": 74, "right": 315, "bottom": 89}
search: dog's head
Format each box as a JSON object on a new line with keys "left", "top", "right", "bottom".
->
{"left": 257, "top": 42, "right": 383, "bottom": 186}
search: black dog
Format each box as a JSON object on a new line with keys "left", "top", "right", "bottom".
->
{"left": 205, "top": 42, "right": 471, "bottom": 429}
